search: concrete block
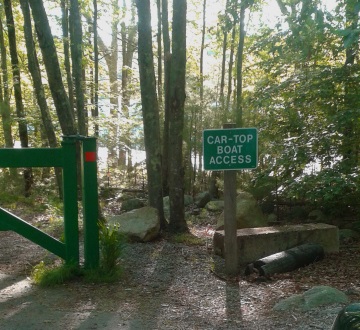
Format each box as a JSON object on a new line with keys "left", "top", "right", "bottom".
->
{"left": 213, "top": 223, "right": 339, "bottom": 264}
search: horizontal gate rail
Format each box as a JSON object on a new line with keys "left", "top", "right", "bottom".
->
{"left": 0, "top": 148, "right": 63, "bottom": 168}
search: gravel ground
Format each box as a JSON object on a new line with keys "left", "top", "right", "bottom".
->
{"left": 0, "top": 226, "right": 356, "bottom": 330}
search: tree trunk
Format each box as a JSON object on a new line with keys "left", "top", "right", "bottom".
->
{"left": 235, "top": 3, "right": 246, "bottom": 127}
{"left": 161, "top": 0, "right": 171, "bottom": 196}
{"left": 60, "top": 0, "right": 75, "bottom": 118}
{"left": 156, "top": 0, "right": 162, "bottom": 105}
{"left": 97, "top": 0, "right": 120, "bottom": 166}
{"left": 20, "top": 0, "right": 63, "bottom": 197}
{"left": 69, "top": 0, "right": 87, "bottom": 135}
{"left": 168, "top": 0, "right": 188, "bottom": 233}
{"left": 341, "top": 0, "right": 359, "bottom": 172}
{"left": 135, "top": 0, "right": 166, "bottom": 229}
{"left": 219, "top": 0, "right": 229, "bottom": 112}
{"left": 226, "top": 22, "right": 236, "bottom": 113}
{"left": 120, "top": 0, "right": 137, "bottom": 172}
{"left": 28, "top": 0, "right": 77, "bottom": 136}
{"left": 0, "top": 15, "right": 13, "bottom": 150}
{"left": 92, "top": 0, "right": 99, "bottom": 137}
{"left": 197, "top": 0, "right": 207, "bottom": 189}
{"left": 245, "top": 243, "right": 325, "bottom": 277}
{"left": 4, "top": 0, "right": 33, "bottom": 196}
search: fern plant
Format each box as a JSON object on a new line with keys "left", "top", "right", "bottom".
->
{"left": 98, "top": 222, "right": 126, "bottom": 274}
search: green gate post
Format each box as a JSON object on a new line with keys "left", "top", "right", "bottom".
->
{"left": 62, "top": 136, "right": 80, "bottom": 265}
{"left": 80, "top": 136, "right": 99, "bottom": 269}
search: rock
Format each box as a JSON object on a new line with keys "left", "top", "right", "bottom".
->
{"left": 205, "top": 200, "right": 224, "bottom": 212}
{"left": 273, "top": 285, "right": 349, "bottom": 311}
{"left": 287, "top": 206, "right": 308, "bottom": 222}
{"left": 191, "top": 208, "right": 201, "bottom": 216}
{"left": 308, "top": 209, "right": 327, "bottom": 223}
{"left": 121, "top": 198, "right": 145, "bottom": 212}
{"left": 303, "top": 286, "right": 349, "bottom": 310}
{"left": 184, "top": 195, "right": 194, "bottom": 206}
{"left": 194, "top": 191, "right": 211, "bottom": 208}
{"left": 339, "top": 229, "right": 360, "bottom": 243}
{"left": 273, "top": 294, "right": 304, "bottom": 311}
{"left": 108, "top": 207, "right": 160, "bottom": 242}
{"left": 216, "top": 191, "right": 267, "bottom": 229}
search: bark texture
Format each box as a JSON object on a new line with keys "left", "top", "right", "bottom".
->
{"left": 168, "top": 0, "right": 188, "bottom": 233}
{"left": 4, "top": 0, "right": 32, "bottom": 195}
{"left": 136, "top": 0, "right": 166, "bottom": 229}
{"left": 28, "top": 0, "right": 77, "bottom": 136}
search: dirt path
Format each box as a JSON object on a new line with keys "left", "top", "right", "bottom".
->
{"left": 1, "top": 228, "right": 359, "bottom": 329}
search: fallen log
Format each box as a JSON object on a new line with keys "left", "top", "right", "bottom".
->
{"left": 245, "top": 243, "right": 325, "bottom": 277}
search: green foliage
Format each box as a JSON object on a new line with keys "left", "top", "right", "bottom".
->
{"left": 31, "top": 261, "right": 81, "bottom": 287}
{"left": 98, "top": 222, "right": 126, "bottom": 275}
{"left": 284, "top": 167, "right": 360, "bottom": 216}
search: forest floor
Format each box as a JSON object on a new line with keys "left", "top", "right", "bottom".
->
{"left": 0, "top": 201, "right": 359, "bottom": 329}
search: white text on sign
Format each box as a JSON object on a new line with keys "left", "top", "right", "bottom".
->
{"left": 206, "top": 134, "right": 254, "bottom": 145}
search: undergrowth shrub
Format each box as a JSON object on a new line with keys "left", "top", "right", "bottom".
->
{"left": 98, "top": 222, "right": 126, "bottom": 275}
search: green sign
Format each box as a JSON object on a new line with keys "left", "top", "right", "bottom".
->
{"left": 203, "top": 128, "right": 258, "bottom": 170}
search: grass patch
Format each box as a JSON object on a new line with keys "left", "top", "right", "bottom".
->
{"left": 168, "top": 232, "right": 205, "bottom": 246}
{"left": 31, "top": 261, "right": 82, "bottom": 287}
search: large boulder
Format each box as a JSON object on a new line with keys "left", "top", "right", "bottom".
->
{"left": 205, "top": 200, "right": 224, "bottom": 212}
{"left": 108, "top": 207, "right": 160, "bottom": 242}
{"left": 216, "top": 191, "right": 267, "bottom": 229}
{"left": 120, "top": 198, "right": 145, "bottom": 212}
{"left": 339, "top": 229, "right": 360, "bottom": 244}
{"left": 273, "top": 286, "right": 349, "bottom": 311}
{"left": 184, "top": 195, "right": 194, "bottom": 206}
{"left": 308, "top": 209, "right": 327, "bottom": 223}
{"left": 195, "top": 191, "right": 211, "bottom": 208}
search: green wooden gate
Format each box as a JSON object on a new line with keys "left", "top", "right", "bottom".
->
{"left": 0, "top": 136, "right": 99, "bottom": 269}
